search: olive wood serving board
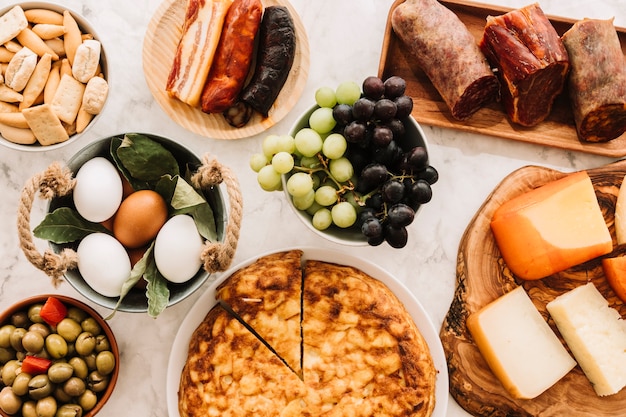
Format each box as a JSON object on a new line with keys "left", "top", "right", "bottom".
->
{"left": 378, "top": 0, "right": 626, "bottom": 157}
{"left": 440, "top": 159, "right": 626, "bottom": 416}
{"left": 143, "top": 0, "right": 310, "bottom": 140}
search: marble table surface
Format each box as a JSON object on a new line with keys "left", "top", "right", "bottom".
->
{"left": 0, "top": 0, "right": 624, "bottom": 415}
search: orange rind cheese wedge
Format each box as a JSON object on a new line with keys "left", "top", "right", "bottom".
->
{"left": 490, "top": 171, "right": 612, "bottom": 280}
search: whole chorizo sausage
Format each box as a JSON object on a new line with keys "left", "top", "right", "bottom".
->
{"left": 239, "top": 5, "right": 296, "bottom": 118}
{"left": 561, "top": 18, "right": 626, "bottom": 142}
{"left": 391, "top": 0, "right": 499, "bottom": 121}
{"left": 200, "top": 0, "right": 263, "bottom": 114}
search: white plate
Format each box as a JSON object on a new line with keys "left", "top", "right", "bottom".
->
{"left": 166, "top": 247, "right": 449, "bottom": 417}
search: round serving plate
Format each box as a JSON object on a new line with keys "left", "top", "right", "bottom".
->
{"left": 166, "top": 246, "right": 449, "bottom": 417}
{"left": 142, "top": 0, "right": 310, "bottom": 140}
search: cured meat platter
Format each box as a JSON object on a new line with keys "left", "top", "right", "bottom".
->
{"left": 378, "top": 0, "right": 626, "bottom": 157}
{"left": 440, "top": 159, "right": 626, "bottom": 416}
{"left": 143, "top": 0, "right": 310, "bottom": 140}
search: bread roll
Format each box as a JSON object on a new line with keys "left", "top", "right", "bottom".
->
{"left": 5, "top": 47, "right": 38, "bottom": 92}
{"left": 72, "top": 39, "right": 100, "bottom": 83}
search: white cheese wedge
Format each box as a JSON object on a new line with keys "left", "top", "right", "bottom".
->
{"left": 467, "top": 286, "right": 576, "bottom": 399}
{"left": 546, "top": 282, "right": 626, "bottom": 396}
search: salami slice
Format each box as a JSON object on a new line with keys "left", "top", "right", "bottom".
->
{"left": 561, "top": 18, "right": 626, "bottom": 143}
{"left": 479, "top": 3, "right": 570, "bottom": 127}
{"left": 391, "top": 0, "right": 499, "bottom": 121}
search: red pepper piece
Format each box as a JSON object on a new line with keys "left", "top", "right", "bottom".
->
{"left": 21, "top": 355, "right": 52, "bottom": 375}
{"left": 39, "top": 296, "right": 67, "bottom": 326}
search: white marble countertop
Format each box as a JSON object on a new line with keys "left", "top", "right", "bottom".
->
{"left": 1, "top": 0, "right": 624, "bottom": 415}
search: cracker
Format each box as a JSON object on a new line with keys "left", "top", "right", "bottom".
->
{"left": 50, "top": 74, "right": 84, "bottom": 124}
{"left": 21, "top": 53, "right": 52, "bottom": 109}
{"left": 0, "top": 6, "right": 28, "bottom": 45}
{"left": 0, "top": 122, "right": 36, "bottom": 145}
{"left": 22, "top": 103, "right": 69, "bottom": 145}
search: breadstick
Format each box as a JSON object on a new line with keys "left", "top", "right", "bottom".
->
{"left": 4, "top": 40, "right": 22, "bottom": 53}
{"left": 0, "top": 101, "right": 19, "bottom": 113}
{"left": 32, "top": 23, "right": 66, "bottom": 40}
{"left": 63, "top": 11, "right": 82, "bottom": 66}
{"left": 44, "top": 38, "right": 66, "bottom": 58}
{"left": 24, "top": 9, "right": 64, "bottom": 25}
{"left": 0, "top": 122, "right": 36, "bottom": 144}
{"left": 0, "top": 111, "right": 29, "bottom": 128}
{"left": 60, "top": 58, "right": 72, "bottom": 78}
{"left": 75, "top": 107, "right": 94, "bottom": 133}
{"left": 0, "top": 85, "right": 23, "bottom": 102}
{"left": 0, "top": 46, "right": 15, "bottom": 63}
{"left": 16, "top": 27, "right": 59, "bottom": 60}
{"left": 44, "top": 62, "right": 61, "bottom": 104}
{"left": 21, "top": 53, "right": 52, "bottom": 109}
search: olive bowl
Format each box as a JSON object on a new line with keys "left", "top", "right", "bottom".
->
{"left": 0, "top": 2, "right": 110, "bottom": 152}
{"left": 45, "top": 133, "right": 227, "bottom": 313}
{"left": 282, "top": 104, "right": 431, "bottom": 247}
{"left": 0, "top": 294, "right": 119, "bottom": 417}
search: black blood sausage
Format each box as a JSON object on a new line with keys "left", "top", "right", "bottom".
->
{"left": 240, "top": 5, "right": 296, "bottom": 118}
{"left": 479, "top": 3, "right": 570, "bottom": 127}
{"left": 561, "top": 18, "right": 626, "bottom": 142}
{"left": 391, "top": 0, "right": 499, "bottom": 120}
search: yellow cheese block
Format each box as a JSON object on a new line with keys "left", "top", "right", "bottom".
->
{"left": 467, "top": 286, "right": 576, "bottom": 399}
{"left": 546, "top": 282, "right": 626, "bottom": 397}
{"left": 490, "top": 171, "right": 612, "bottom": 280}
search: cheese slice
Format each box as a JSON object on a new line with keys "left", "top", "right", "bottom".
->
{"left": 546, "top": 282, "right": 626, "bottom": 396}
{"left": 467, "top": 286, "right": 576, "bottom": 399}
{"left": 490, "top": 171, "right": 612, "bottom": 280}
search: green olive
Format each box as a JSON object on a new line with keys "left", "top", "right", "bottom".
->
{"left": 11, "top": 310, "right": 30, "bottom": 328}
{"left": 0, "top": 346, "right": 15, "bottom": 364}
{"left": 68, "top": 357, "right": 88, "bottom": 380}
{"left": 94, "top": 334, "right": 111, "bottom": 353}
{"left": 35, "top": 395, "right": 57, "bottom": 417}
{"left": 21, "top": 400, "right": 38, "bottom": 417}
{"left": 56, "top": 403, "right": 83, "bottom": 417}
{"left": 0, "top": 386, "right": 22, "bottom": 414}
{"left": 0, "top": 325, "right": 15, "bottom": 349}
{"left": 87, "top": 370, "right": 109, "bottom": 393}
{"left": 48, "top": 362, "right": 74, "bottom": 384}
{"left": 66, "top": 308, "right": 87, "bottom": 324}
{"left": 22, "top": 330, "right": 45, "bottom": 353}
{"left": 29, "top": 323, "right": 51, "bottom": 338}
{"left": 28, "top": 374, "right": 54, "bottom": 400}
{"left": 77, "top": 389, "right": 97, "bottom": 412}
{"left": 45, "top": 334, "right": 68, "bottom": 359}
{"left": 12, "top": 371, "right": 32, "bottom": 396}
{"left": 9, "top": 327, "right": 27, "bottom": 352}
{"left": 80, "top": 318, "right": 101, "bottom": 336}
{"left": 95, "top": 350, "right": 115, "bottom": 376}
{"left": 56, "top": 319, "right": 82, "bottom": 343}
{"left": 83, "top": 353, "right": 97, "bottom": 371}
{"left": 74, "top": 332, "right": 96, "bottom": 356}
{"left": 1, "top": 359, "right": 20, "bottom": 386}
{"left": 27, "top": 303, "right": 44, "bottom": 324}
{"left": 63, "top": 376, "right": 86, "bottom": 397}
{"left": 53, "top": 386, "right": 72, "bottom": 403}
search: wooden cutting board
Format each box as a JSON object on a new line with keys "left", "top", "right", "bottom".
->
{"left": 378, "top": 0, "right": 626, "bottom": 157}
{"left": 440, "top": 160, "right": 626, "bottom": 416}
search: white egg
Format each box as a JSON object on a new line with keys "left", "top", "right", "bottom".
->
{"left": 77, "top": 232, "right": 131, "bottom": 297}
{"left": 154, "top": 215, "right": 204, "bottom": 284}
{"left": 73, "top": 157, "right": 123, "bottom": 222}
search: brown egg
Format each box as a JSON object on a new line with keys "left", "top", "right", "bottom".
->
{"left": 113, "top": 190, "right": 168, "bottom": 249}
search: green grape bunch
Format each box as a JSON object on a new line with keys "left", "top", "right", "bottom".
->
{"left": 250, "top": 76, "right": 439, "bottom": 248}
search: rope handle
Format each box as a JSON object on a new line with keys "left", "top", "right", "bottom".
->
{"left": 17, "top": 154, "right": 242, "bottom": 288}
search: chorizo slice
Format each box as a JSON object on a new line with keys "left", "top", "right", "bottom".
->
{"left": 240, "top": 5, "right": 296, "bottom": 118}
{"left": 480, "top": 3, "right": 570, "bottom": 127}
{"left": 391, "top": 0, "right": 499, "bottom": 121}
{"left": 561, "top": 18, "right": 626, "bottom": 142}
{"left": 201, "top": 0, "right": 263, "bottom": 114}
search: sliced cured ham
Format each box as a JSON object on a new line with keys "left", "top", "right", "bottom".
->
{"left": 166, "top": 0, "right": 233, "bottom": 107}
{"left": 479, "top": 3, "right": 569, "bottom": 127}
{"left": 561, "top": 18, "right": 626, "bottom": 142}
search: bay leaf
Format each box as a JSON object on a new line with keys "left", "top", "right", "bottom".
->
{"left": 145, "top": 259, "right": 170, "bottom": 318}
{"left": 116, "top": 133, "right": 180, "bottom": 182}
{"left": 106, "top": 244, "right": 154, "bottom": 319}
{"left": 33, "top": 207, "right": 111, "bottom": 244}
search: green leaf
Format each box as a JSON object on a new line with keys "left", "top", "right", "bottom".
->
{"left": 154, "top": 175, "right": 177, "bottom": 206}
{"left": 116, "top": 133, "right": 180, "bottom": 182}
{"left": 33, "top": 207, "right": 111, "bottom": 244}
{"left": 110, "top": 136, "right": 150, "bottom": 191}
{"left": 189, "top": 203, "right": 217, "bottom": 241}
{"left": 144, "top": 259, "right": 170, "bottom": 318}
{"left": 169, "top": 176, "right": 217, "bottom": 241}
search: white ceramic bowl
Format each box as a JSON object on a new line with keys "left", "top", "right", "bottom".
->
{"left": 0, "top": 2, "right": 109, "bottom": 151}
{"left": 283, "top": 104, "right": 431, "bottom": 246}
